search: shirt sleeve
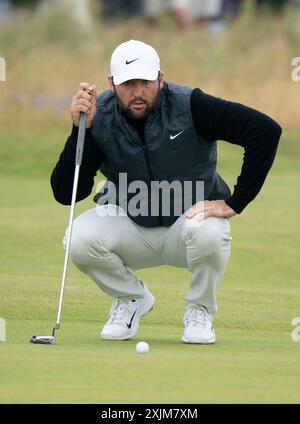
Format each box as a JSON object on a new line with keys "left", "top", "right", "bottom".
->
{"left": 190, "top": 88, "right": 282, "bottom": 213}
{"left": 50, "top": 125, "right": 103, "bottom": 205}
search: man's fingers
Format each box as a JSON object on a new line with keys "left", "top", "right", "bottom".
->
{"left": 185, "top": 202, "right": 204, "bottom": 219}
{"left": 88, "top": 84, "right": 97, "bottom": 96}
{"left": 73, "top": 97, "right": 91, "bottom": 108}
{"left": 185, "top": 208, "right": 195, "bottom": 218}
{"left": 72, "top": 97, "right": 94, "bottom": 114}
{"left": 185, "top": 201, "right": 216, "bottom": 220}
{"left": 79, "top": 82, "right": 92, "bottom": 91}
{"left": 72, "top": 104, "right": 90, "bottom": 115}
{"left": 72, "top": 94, "right": 96, "bottom": 111}
{"left": 81, "top": 91, "right": 92, "bottom": 100}
{"left": 186, "top": 200, "right": 236, "bottom": 221}
{"left": 74, "top": 91, "right": 92, "bottom": 101}
{"left": 77, "top": 83, "right": 97, "bottom": 99}
{"left": 197, "top": 210, "right": 209, "bottom": 221}
{"left": 80, "top": 83, "right": 97, "bottom": 95}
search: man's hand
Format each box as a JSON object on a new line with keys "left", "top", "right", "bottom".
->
{"left": 71, "top": 82, "right": 97, "bottom": 128}
{"left": 185, "top": 200, "right": 237, "bottom": 221}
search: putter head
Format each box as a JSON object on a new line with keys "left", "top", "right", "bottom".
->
{"left": 30, "top": 335, "right": 55, "bottom": 345}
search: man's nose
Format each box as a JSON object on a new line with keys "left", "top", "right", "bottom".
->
{"left": 132, "top": 83, "right": 144, "bottom": 98}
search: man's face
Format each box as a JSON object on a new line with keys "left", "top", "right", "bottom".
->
{"left": 108, "top": 73, "right": 164, "bottom": 120}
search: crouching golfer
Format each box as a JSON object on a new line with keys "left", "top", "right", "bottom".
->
{"left": 51, "top": 40, "right": 282, "bottom": 344}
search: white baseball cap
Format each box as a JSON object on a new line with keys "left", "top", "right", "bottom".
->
{"left": 110, "top": 40, "right": 160, "bottom": 85}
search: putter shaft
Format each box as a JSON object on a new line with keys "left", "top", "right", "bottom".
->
{"left": 53, "top": 112, "right": 87, "bottom": 337}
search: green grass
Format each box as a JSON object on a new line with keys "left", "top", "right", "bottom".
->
{"left": 0, "top": 130, "right": 299, "bottom": 404}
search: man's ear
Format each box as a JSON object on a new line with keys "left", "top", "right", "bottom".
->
{"left": 108, "top": 75, "right": 115, "bottom": 91}
{"left": 159, "top": 71, "right": 165, "bottom": 89}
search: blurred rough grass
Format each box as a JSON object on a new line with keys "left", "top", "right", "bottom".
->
{"left": 0, "top": 0, "right": 299, "bottom": 133}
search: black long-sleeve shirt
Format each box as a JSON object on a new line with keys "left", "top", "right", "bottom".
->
{"left": 51, "top": 88, "right": 282, "bottom": 214}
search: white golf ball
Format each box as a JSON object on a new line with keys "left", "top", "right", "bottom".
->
{"left": 136, "top": 341, "right": 149, "bottom": 354}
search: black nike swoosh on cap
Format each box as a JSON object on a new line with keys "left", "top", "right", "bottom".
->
{"left": 126, "top": 310, "right": 137, "bottom": 329}
{"left": 126, "top": 58, "right": 140, "bottom": 65}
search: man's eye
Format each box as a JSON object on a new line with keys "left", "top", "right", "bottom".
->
{"left": 123, "top": 81, "right": 132, "bottom": 86}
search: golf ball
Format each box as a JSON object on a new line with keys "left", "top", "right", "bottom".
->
{"left": 136, "top": 341, "right": 149, "bottom": 354}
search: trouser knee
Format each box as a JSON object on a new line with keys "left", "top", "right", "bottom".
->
{"left": 185, "top": 217, "right": 232, "bottom": 258}
{"left": 67, "top": 222, "right": 94, "bottom": 266}
{"left": 67, "top": 211, "right": 121, "bottom": 267}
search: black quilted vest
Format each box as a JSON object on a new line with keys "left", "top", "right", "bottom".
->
{"left": 91, "top": 82, "right": 230, "bottom": 227}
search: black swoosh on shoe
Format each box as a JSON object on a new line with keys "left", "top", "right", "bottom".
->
{"left": 126, "top": 310, "right": 137, "bottom": 329}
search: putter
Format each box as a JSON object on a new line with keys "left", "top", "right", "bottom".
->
{"left": 30, "top": 112, "right": 87, "bottom": 345}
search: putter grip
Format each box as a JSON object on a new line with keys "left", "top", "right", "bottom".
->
{"left": 75, "top": 112, "right": 87, "bottom": 166}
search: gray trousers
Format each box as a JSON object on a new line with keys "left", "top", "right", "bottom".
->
{"left": 67, "top": 205, "right": 232, "bottom": 314}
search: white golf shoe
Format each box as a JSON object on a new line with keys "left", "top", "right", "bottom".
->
{"left": 101, "top": 282, "right": 155, "bottom": 340}
{"left": 182, "top": 304, "right": 215, "bottom": 344}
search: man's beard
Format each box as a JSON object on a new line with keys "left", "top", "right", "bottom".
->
{"left": 116, "top": 87, "right": 160, "bottom": 121}
{"left": 122, "top": 101, "right": 152, "bottom": 120}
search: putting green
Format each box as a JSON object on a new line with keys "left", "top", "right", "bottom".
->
{"left": 0, "top": 135, "right": 299, "bottom": 403}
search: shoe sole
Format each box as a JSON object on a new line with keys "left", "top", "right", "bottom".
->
{"left": 182, "top": 336, "right": 215, "bottom": 344}
{"left": 101, "top": 296, "right": 155, "bottom": 341}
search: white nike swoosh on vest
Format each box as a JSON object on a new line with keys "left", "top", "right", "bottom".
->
{"left": 170, "top": 131, "right": 184, "bottom": 140}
